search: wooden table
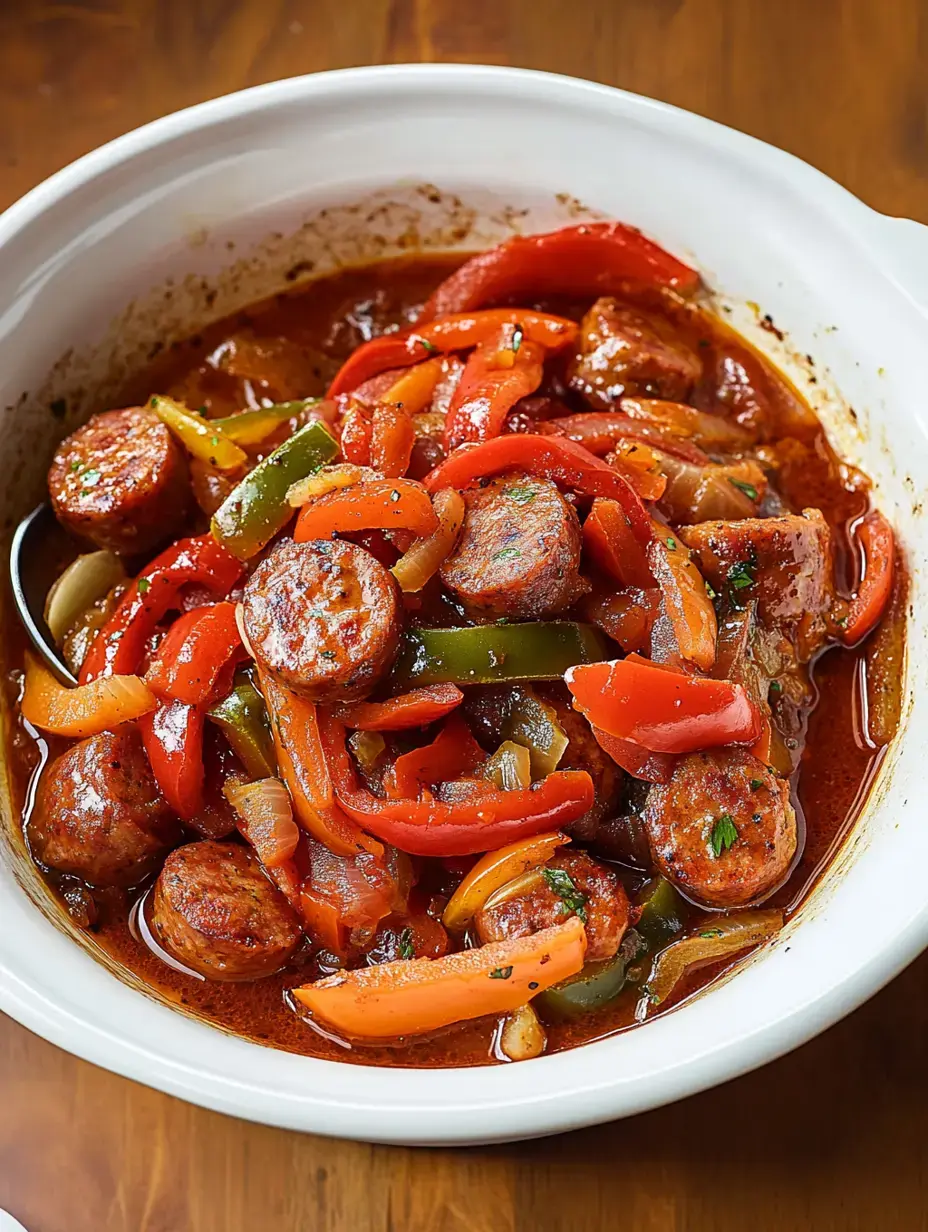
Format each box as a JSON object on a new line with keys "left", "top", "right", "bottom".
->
{"left": 2, "top": 3, "right": 927, "bottom": 1228}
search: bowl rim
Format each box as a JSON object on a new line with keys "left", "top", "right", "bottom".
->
{"left": 0, "top": 62, "right": 924, "bottom": 1145}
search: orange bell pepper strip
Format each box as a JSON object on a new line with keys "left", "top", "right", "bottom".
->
{"left": 444, "top": 326, "right": 546, "bottom": 450}
{"left": 333, "top": 683, "right": 464, "bottom": 731}
{"left": 583, "top": 497, "right": 654, "bottom": 589}
{"left": 543, "top": 411, "right": 709, "bottom": 464}
{"left": 300, "top": 883, "right": 348, "bottom": 956}
{"left": 418, "top": 222, "right": 701, "bottom": 321}
{"left": 22, "top": 651, "right": 156, "bottom": 738}
{"left": 258, "top": 671, "right": 383, "bottom": 859}
{"left": 384, "top": 712, "right": 485, "bottom": 799}
{"left": 442, "top": 831, "right": 568, "bottom": 931}
{"left": 327, "top": 309, "right": 577, "bottom": 397}
{"left": 370, "top": 402, "right": 415, "bottom": 478}
{"left": 293, "top": 478, "right": 438, "bottom": 542}
{"left": 648, "top": 526, "right": 718, "bottom": 672}
{"left": 584, "top": 588, "right": 660, "bottom": 654}
{"left": 291, "top": 917, "right": 587, "bottom": 1038}
{"left": 567, "top": 655, "right": 762, "bottom": 754}
{"left": 319, "top": 712, "right": 595, "bottom": 857}
{"left": 380, "top": 356, "right": 447, "bottom": 413}
{"left": 423, "top": 434, "right": 655, "bottom": 544}
{"left": 145, "top": 601, "right": 245, "bottom": 706}
{"left": 843, "top": 510, "right": 895, "bottom": 644}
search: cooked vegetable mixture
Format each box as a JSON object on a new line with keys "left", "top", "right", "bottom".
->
{"left": 9, "top": 222, "right": 904, "bottom": 1066}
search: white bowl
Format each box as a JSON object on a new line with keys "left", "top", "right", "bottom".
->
{"left": 1, "top": 65, "right": 926, "bottom": 1146}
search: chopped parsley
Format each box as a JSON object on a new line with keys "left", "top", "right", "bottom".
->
{"left": 81, "top": 468, "right": 101, "bottom": 488}
{"left": 320, "top": 649, "right": 337, "bottom": 660}
{"left": 729, "top": 478, "right": 759, "bottom": 501}
{"left": 750, "top": 778, "right": 763, "bottom": 792}
{"left": 417, "top": 336, "right": 440, "bottom": 355}
{"left": 150, "top": 395, "right": 158, "bottom": 407}
{"left": 769, "top": 679, "right": 782, "bottom": 694}
{"left": 700, "top": 928, "right": 724, "bottom": 939}
{"left": 511, "top": 325, "right": 524, "bottom": 354}
{"left": 69, "top": 460, "right": 83, "bottom": 474}
{"left": 137, "top": 578, "right": 151, "bottom": 596}
{"left": 210, "top": 435, "right": 220, "bottom": 447}
{"left": 505, "top": 485, "right": 537, "bottom": 505}
{"left": 489, "top": 966, "right": 514, "bottom": 980}
{"left": 666, "top": 536, "right": 677, "bottom": 550}
{"left": 709, "top": 814, "right": 739, "bottom": 858}
{"left": 542, "top": 867, "right": 588, "bottom": 922}
{"left": 704, "top": 580, "right": 718, "bottom": 600}
{"left": 398, "top": 927, "right": 414, "bottom": 960}
{"left": 727, "top": 561, "right": 755, "bottom": 591}
{"left": 494, "top": 547, "right": 522, "bottom": 561}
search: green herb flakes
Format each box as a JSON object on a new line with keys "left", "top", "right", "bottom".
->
{"left": 700, "top": 928, "right": 724, "bottom": 939}
{"left": 666, "top": 537, "right": 677, "bottom": 550}
{"left": 729, "top": 478, "right": 759, "bottom": 501}
{"left": 511, "top": 325, "right": 524, "bottom": 354}
{"left": 494, "top": 547, "right": 522, "bottom": 561}
{"left": 728, "top": 561, "right": 755, "bottom": 591}
{"left": 137, "top": 578, "right": 151, "bottom": 596}
{"left": 489, "top": 966, "right": 514, "bottom": 980}
{"left": 398, "top": 927, "right": 414, "bottom": 960}
{"left": 709, "top": 814, "right": 739, "bottom": 858}
{"left": 505, "top": 486, "right": 537, "bottom": 505}
{"left": 542, "top": 867, "right": 588, "bottom": 922}
{"left": 750, "top": 778, "right": 763, "bottom": 792}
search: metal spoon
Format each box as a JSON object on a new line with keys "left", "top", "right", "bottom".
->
{"left": 9, "top": 502, "right": 77, "bottom": 684}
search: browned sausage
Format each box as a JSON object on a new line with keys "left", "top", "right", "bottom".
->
{"left": 243, "top": 537, "right": 402, "bottom": 703}
{"left": 643, "top": 749, "right": 797, "bottom": 908}
{"left": 150, "top": 840, "right": 303, "bottom": 980}
{"left": 569, "top": 298, "right": 702, "bottom": 409}
{"left": 48, "top": 406, "right": 190, "bottom": 554}
{"left": 680, "top": 510, "right": 835, "bottom": 660}
{"left": 535, "top": 687, "right": 624, "bottom": 843}
{"left": 475, "top": 851, "right": 629, "bottom": 962}
{"left": 439, "top": 473, "right": 585, "bottom": 619}
{"left": 28, "top": 727, "right": 180, "bottom": 886}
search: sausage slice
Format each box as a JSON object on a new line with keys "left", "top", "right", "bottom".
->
{"left": 439, "top": 472, "right": 584, "bottom": 619}
{"left": 243, "top": 537, "right": 402, "bottom": 703}
{"left": 28, "top": 727, "right": 180, "bottom": 886}
{"left": 569, "top": 298, "right": 702, "bottom": 409}
{"left": 49, "top": 406, "right": 190, "bottom": 554}
{"left": 151, "top": 841, "right": 303, "bottom": 980}
{"left": 643, "top": 749, "right": 797, "bottom": 908}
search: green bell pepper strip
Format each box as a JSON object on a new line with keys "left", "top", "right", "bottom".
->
{"left": 211, "top": 399, "right": 322, "bottom": 447}
{"left": 534, "top": 951, "right": 628, "bottom": 1020}
{"left": 390, "top": 622, "right": 609, "bottom": 688}
{"left": 498, "top": 686, "right": 569, "bottom": 780}
{"left": 210, "top": 420, "right": 338, "bottom": 559}
{"left": 634, "top": 876, "right": 691, "bottom": 949}
{"left": 206, "top": 667, "right": 276, "bottom": 780}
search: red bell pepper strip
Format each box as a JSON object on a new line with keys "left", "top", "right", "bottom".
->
{"left": 384, "top": 712, "right": 486, "bottom": 799}
{"left": 444, "top": 328, "right": 545, "bottom": 450}
{"left": 293, "top": 478, "right": 438, "bottom": 542}
{"left": 423, "top": 434, "right": 654, "bottom": 545}
{"left": 418, "top": 222, "right": 701, "bottom": 321}
{"left": 369, "top": 402, "right": 415, "bottom": 477}
{"left": 333, "top": 683, "right": 464, "bottom": 731}
{"left": 591, "top": 724, "right": 677, "bottom": 784}
{"left": 583, "top": 498, "right": 653, "bottom": 589}
{"left": 327, "top": 309, "right": 577, "bottom": 397}
{"left": 139, "top": 699, "right": 205, "bottom": 819}
{"left": 543, "top": 412, "right": 709, "bottom": 464}
{"left": 566, "top": 654, "right": 762, "bottom": 754}
{"left": 339, "top": 402, "right": 373, "bottom": 465}
{"left": 258, "top": 671, "right": 383, "bottom": 860}
{"left": 80, "top": 535, "right": 245, "bottom": 683}
{"left": 319, "top": 712, "right": 595, "bottom": 857}
{"left": 843, "top": 510, "right": 894, "bottom": 644}
{"left": 145, "top": 601, "right": 245, "bottom": 706}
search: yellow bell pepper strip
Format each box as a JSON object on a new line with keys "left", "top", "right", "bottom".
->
{"left": 258, "top": 671, "right": 383, "bottom": 860}
{"left": 211, "top": 399, "right": 321, "bottom": 446}
{"left": 389, "top": 622, "right": 609, "bottom": 689}
{"left": 442, "top": 831, "right": 568, "bottom": 931}
{"left": 211, "top": 420, "right": 338, "bottom": 560}
{"left": 318, "top": 712, "right": 594, "bottom": 857}
{"left": 22, "top": 650, "right": 156, "bottom": 738}
{"left": 150, "top": 395, "right": 248, "bottom": 472}
{"left": 291, "top": 917, "right": 587, "bottom": 1039}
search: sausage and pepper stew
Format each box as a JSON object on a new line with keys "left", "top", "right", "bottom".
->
{"left": 7, "top": 222, "right": 904, "bottom": 1065}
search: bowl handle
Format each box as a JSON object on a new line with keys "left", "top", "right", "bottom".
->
{"left": 872, "top": 214, "right": 928, "bottom": 316}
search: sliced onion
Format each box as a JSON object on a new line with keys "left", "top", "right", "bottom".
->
{"left": 480, "top": 740, "right": 532, "bottom": 791}
{"left": 391, "top": 487, "right": 465, "bottom": 593}
{"left": 21, "top": 651, "right": 155, "bottom": 738}
{"left": 637, "top": 909, "right": 783, "bottom": 1017}
{"left": 44, "top": 550, "right": 126, "bottom": 644}
{"left": 499, "top": 1003, "right": 547, "bottom": 1061}
{"left": 482, "top": 869, "right": 546, "bottom": 913}
{"left": 224, "top": 776, "right": 300, "bottom": 868}
{"left": 286, "top": 464, "right": 379, "bottom": 507}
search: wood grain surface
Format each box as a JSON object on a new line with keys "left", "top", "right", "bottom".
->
{"left": 2, "top": 2, "right": 927, "bottom": 1229}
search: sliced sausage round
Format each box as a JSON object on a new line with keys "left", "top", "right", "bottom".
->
{"left": 243, "top": 537, "right": 402, "bottom": 703}
{"left": 568, "top": 298, "right": 703, "bottom": 409}
{"left": 48, "top": 406, "right": 191, "bottom": 554}
{"left": 150, "top": 840, "right": 303, "bottom": 980}
{"left": 643, "top": 749, "right": 797, "bottom": 908}
{"left": 439, "top": 472, "right": 584, "bottom": 619}
{"left": 475, "top": 851, "right": 629, "bottom": 962}
{"left": 28, "top": 726, "right": 180, "bottom": 886}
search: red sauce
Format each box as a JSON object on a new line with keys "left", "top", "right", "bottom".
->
{"left": 6, "top": 254, "right": 904, "bottom": 1067}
